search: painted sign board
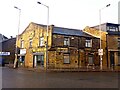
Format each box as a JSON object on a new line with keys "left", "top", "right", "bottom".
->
{"left": 0, "top": 52, "right": 10, "bottom": 56}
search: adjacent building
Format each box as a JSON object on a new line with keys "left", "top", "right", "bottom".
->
{"left": 16, "top": 22, "right": 100, "bottom": 69}
{"left": 0, "top": 34, "right": 8, "bottom": 66}
{"left": 1, "top": 37, "right": 16, "bottom": 64}
{"left": 84, "top": 23, "right": 120, "bottom": 68}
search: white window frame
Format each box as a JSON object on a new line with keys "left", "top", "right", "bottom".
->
{"left": 64, "top": 37, "right": 70, "bottom": 46}
{"left": 109, "top": 26, "right": 118, "bottom": 32}
{"left": 85, "top": 39, "right": 92, "bottom": 47}
{"left": 40, "top": 37, "right": 44, "bottom": 46}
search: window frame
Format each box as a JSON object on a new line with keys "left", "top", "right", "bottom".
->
{"left": 39, "top": 37, "right": 44, "bottom": 47}
{"left": 85, "top": 39, "right": 92, "bottom": 48}
{"left": 64, "top": 37, "right": 70, "bottom": 46}
{"left": 88, "top": 55, "right": 94, "bottom": 65}
{"left": 63, "top": 54, "right": 70, "bottom": 64}
{"left": 107, "top": 26, "right": 118, "bottom": 32}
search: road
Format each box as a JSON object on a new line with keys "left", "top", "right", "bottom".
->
{"left": 1, "top": 67, "right": 120, "bottom": 88}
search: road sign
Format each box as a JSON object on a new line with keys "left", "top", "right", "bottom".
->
{"left": 0, "top": 52, "right": 10, "bottom": 56}
{"left": 98, "top": 49, "right": 103, "bottom": 55}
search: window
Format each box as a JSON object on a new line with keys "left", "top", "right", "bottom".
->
{"left": 64, "top": 37, "right": 70, "bottom": 46}
{"left": 107, "top": 26, "right": 118, "bottom": 32}
{"left": 29, "top": 39, "right": 32, "bottom": 47}
{"left": 39, "top": 37, "right": 44, "bottom": 46}
{"left": 88, "top": 55, "right": 94, "bottom": 65}
{"left": 85, "top": 39, "right": 92, "bottom": 47}
{"left": 20, "top": 40, "right": 24, "bottom": 48}
{"left": 118, "top": 38, "right": 120, "bottom": 48}
{"left": 63, "top": 54, "right": 70, "bottom": 64}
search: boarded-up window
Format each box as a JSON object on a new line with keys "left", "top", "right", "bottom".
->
{"left": 88, "top": 55, "right": 93, "bottom": 65}
{"left": 63, "top": 54, "right": 70, "bottom": 64}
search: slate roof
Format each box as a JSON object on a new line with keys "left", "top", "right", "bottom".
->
{"left": 53, "top": 26, "right": 93, "bottom": 37}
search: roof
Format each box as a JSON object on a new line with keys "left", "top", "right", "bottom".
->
{"left": 91, "top": 22, "right": 120, "bottom": 28}
{"left": 53, "top": 26, "right": 93, "bottom": 37}
{"left": 19, "top": 22, "right": 94, "bottom": 38}
{"left": 1, "top": 38, "right": 16, "bottom": 43}
{"left": 19, "top": 22, "right": 47, "bottom": 36}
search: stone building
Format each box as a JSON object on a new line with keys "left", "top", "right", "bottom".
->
{"left": 84, "top": 23, "right": 120, "bottom": 68}
{"left": 16, "top": 22, "right": 100, "bottom": 69}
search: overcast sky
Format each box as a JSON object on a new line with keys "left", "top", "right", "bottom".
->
{"left": 0, "top": 0, "right": 119, "bottom": 38}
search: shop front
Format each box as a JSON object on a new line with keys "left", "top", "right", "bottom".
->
{"left": 33, "top": 52, "right": 44, "bottom": 68}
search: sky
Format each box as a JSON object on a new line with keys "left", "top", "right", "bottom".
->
{"left": 0, "top": 0, "right": 119, "bottom": 38}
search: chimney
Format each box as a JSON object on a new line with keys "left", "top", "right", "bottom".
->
{"left": 10, "top": 36, "right": 13, "bottom": 39}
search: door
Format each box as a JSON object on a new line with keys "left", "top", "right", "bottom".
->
{"left": 110, "top": 52, "right": 114, "bottom": 66}
{"left": 37, "top": 55, "right": 44, "bottom": 66}
{"left": 33, "top": 55, "right": 44, "bottom": 68}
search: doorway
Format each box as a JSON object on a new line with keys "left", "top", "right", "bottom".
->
{"left": 33, "top": 55, "right": 44, "bottom": 68}
{"left": 110, "top": 52, "right": 114, "bottom": 66}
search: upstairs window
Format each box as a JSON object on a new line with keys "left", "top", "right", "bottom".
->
{"left": 85, "top": 39, "right": 92, "bottom": 47}
{"left": 20, "top": 40, "right": 24, "bottom": 48}
{"left": 107, "top": 26, "right": 118, "bottom": 32}
{"left": 64, "top": 37, "right": 70, "bottom": 46}
{"left": 29, "top": 39, "right": 32, "bottom": 47}
{"left": 39, "top": 37, "right": 44, "bottom": 46}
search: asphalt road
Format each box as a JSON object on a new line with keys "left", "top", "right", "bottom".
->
{"left": 1, "top": 67, "right": 120, "bottom": 88}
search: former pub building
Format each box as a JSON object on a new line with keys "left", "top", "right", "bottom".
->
{"left": 16, "top": 22, "right": 100, "bottom": 69}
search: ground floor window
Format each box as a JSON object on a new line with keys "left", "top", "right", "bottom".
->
{"left": 63, "top": 54, "right": 70, "bottom": 64}
{"left": 88, "top": 55, "right": 94, "bottom": 65}
{"left": 33, "top": 55, "right": 44, "bottom": 67}
{"left": 37, "top": 55, "right": 44, "bottom": 66}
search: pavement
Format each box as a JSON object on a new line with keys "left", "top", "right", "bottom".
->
{"left": 5, "top": 64, "right": 120, "bottom": 72}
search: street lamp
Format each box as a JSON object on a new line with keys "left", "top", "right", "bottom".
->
{"left": 13, "top": 6, "right": 21, "bottom": 68}
{"left": 37, "top": 1, "right": 49, "bottom": 71}
{"left": 99, "top": 4, "right": 110, "bottom": 70}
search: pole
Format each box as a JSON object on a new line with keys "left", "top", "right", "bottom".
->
{"left": 99, "top": 4, "right": 110, "bottom": 70}
{"left": 13, "top": 6, "right": 21, "bottom": 68}
{"left": 99, "top": 9, "right": 102, "bottom": 70}
{"left": 37, "top": 2, "right": 49, "bottom": 71}
{"left": 46, "top": 6, "right": 49, "bottom": 71}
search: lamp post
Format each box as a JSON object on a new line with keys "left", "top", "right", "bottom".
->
{"left": 99, "top": 4, "right": 110, "bottom": 70}
{"left": 37, "top": 2, "right": 49, "bottom": 71}
{"left": 13, "top": 6, "right": 21, "bottom": 68}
